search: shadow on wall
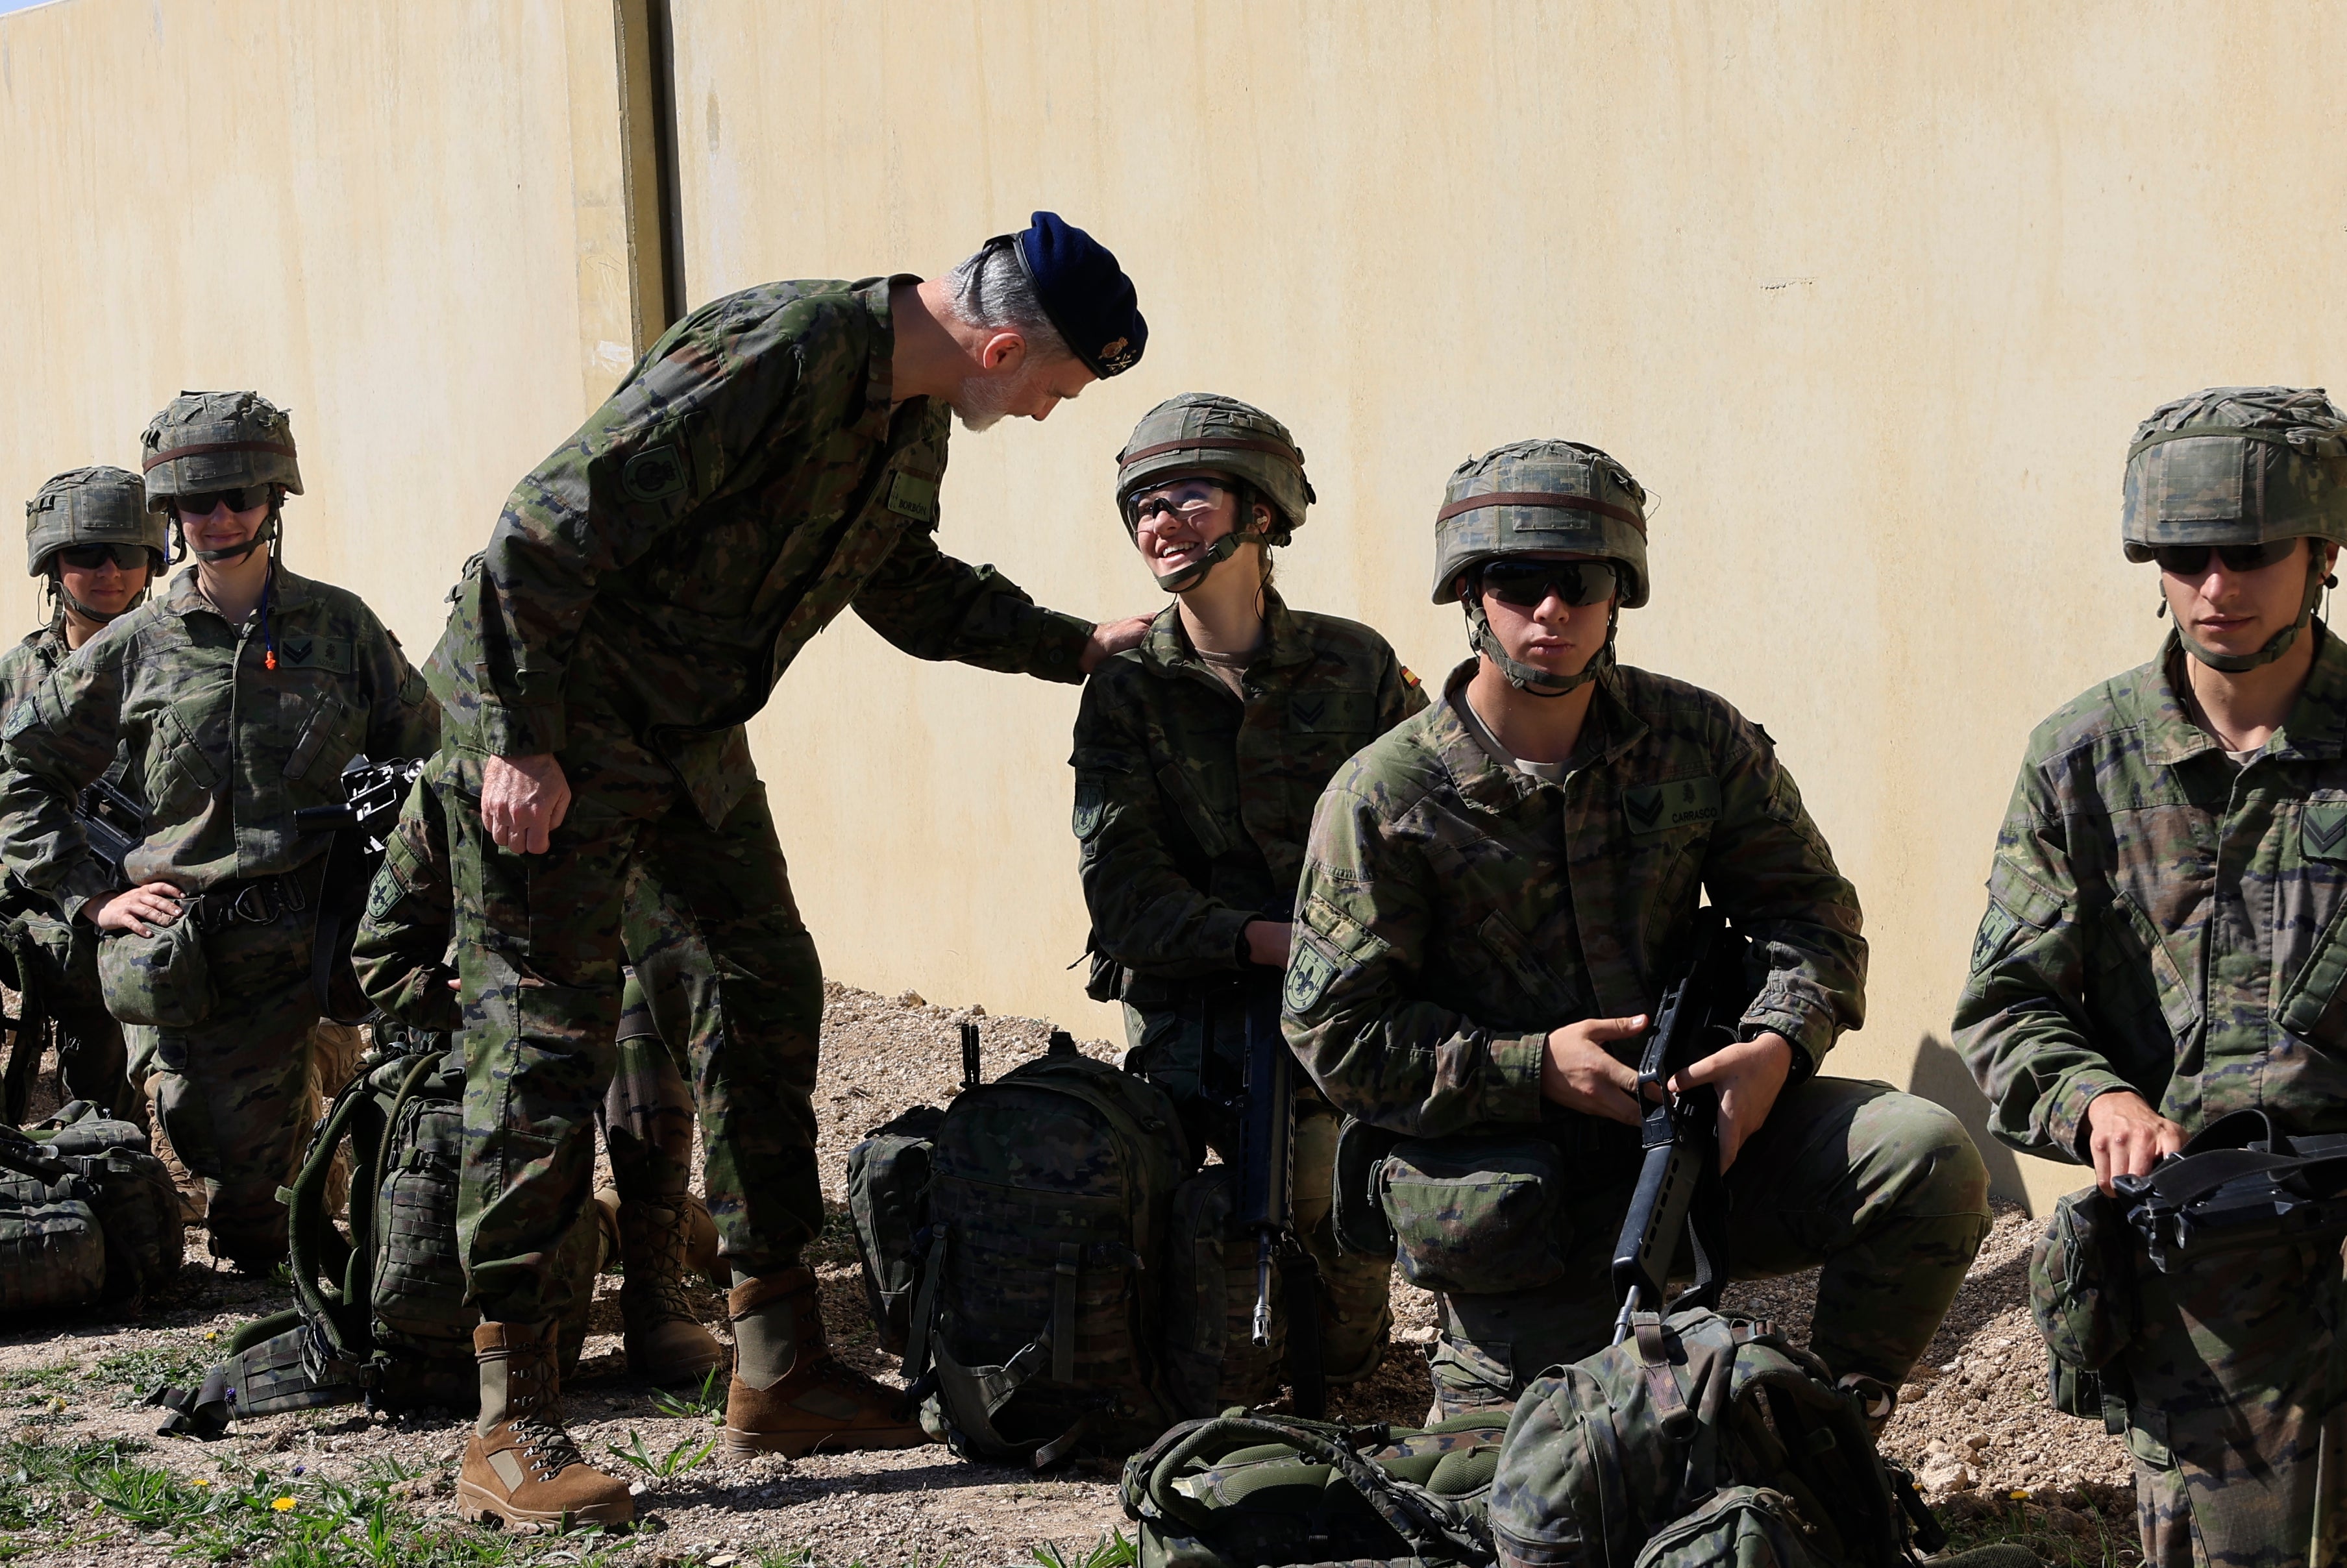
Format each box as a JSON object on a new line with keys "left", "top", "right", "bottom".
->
{"left": 1906, "top": 1032, "right": 2030, "bottom": 1212}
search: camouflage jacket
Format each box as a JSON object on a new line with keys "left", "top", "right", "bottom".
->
{"left": 425, "top": 273, "right": 1096, "bottom": 829}
{"left": 0, "top": 565, "right": 438, "bottom": 920}
{"left": 1954, "top": 627, "right": 2347, "bottom": 1160}
{"left": 1283, "top": 659, "right": 1866, "bottom": 1139}
{"left": 1072, "top": 593, "right": 1425, "bottom": 984}
{"left": 0, "top": 621, "right": 132, "bottom": 790}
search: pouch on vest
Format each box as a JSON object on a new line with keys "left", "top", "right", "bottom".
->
{"left": 2029, "top": 1186, "right": 2137, "bottom": 1376}
{"left": 1331, "top": 1116, "right": 1399, "bottom": 1258}
{"left": 1378, "top": 1136, "right": 1567, "bottom": 1295}
{"left": 97, "top": 915, "right": 213, "bottom": 1029}
{"left": 1120, "top": 1409, "right": 1503, "bottom": 1568}
{"left": 846, "top": 1104, "right": 946, "bottom": 1356}
{"left": 1628, "top": 1485, "right": 1833, "bottom": 1568}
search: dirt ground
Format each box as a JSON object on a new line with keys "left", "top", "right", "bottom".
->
{"left": 0, "top": 981, "right": 2139, "bottom": 1565}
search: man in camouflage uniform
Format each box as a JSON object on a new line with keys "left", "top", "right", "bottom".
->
{"left": 1074, "top": 393, "right": 1424, "bottom": 1402}
{"left": 1956, "top": 387, "right": 2347, "bottom": 1567}
{"left": 1285, "top": 439, "right": 1989, "bottom": 1417}
{"left": 0, "top": 393, "right": 438, "bottom": 1272}
{"left": 426, "top": 212, "right": 1151, "bottom": 1526}
{"left": 0, "top": 467, "right": 166, "bottom": 1123}
{"left": 352, "top": 754, "right": 724, "bottom": 1384}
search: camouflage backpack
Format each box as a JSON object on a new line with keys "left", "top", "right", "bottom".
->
{"left": 887, "top": 1029, "right": 1192, "bottom": 1467}
{"left": 1488, "top": 1308, "right": 1943, "bottom": 1568}
{"left": 0, "top": 1105, "right": 181, "bottom": 1317}
{"left": 1120, "top": 1410, "right": 1505, "bottom": 1568}
{"left": 153, "top": 1035, "right": 595, "bottom": 1434}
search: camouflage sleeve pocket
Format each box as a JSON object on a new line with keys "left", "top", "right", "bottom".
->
{"left": 1971, "top": 853, "right": 2065, "bottom": 974}
{"left": 1285, "top": 892, "right": 1388, "bottom": 1017}
{"left": 1376, "top": 1136, "right": 1567, "bottom": 1295}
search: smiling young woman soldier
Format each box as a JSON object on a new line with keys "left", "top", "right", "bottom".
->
{"left": 1956, "top": 387, "right": 2347, "bottom": 1566}
{"left": 1281, "top": 439, "right": 1987, "bottom": 1419}
{"left": 1071, "top": 394, "right": 1425, "bottom": 1406}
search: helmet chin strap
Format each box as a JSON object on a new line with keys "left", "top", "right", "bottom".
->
{"left": 1464, "top": 596, "right": 1616, "bottom": 697}
{"left": 184, "top": 509, "right": 278, "bottom": 567}
{"left": 1151, "top": 528, "right": 1270, "bottom": 594}
{"left": 2175, "top": 552, "right": 2335, "bottom": 673}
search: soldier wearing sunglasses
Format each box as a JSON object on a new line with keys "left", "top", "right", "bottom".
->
{"left": 0, "top": 467, "right": 169, "bottom": 1125}
{"left": 1071, "top": 393, "right": 1426, "bottom": 1410}
{"left": 1283, "top": 439, "right": 1988, "bottom": 1418}
{"left": 1956, "top": 387, "right": 2347, "bottom": 1564}
{"left": 0, "top": 393, "right": 437, "bottom": 1273}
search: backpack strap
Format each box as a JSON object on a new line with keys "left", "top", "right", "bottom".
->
{"left": 1133, "top": 1414, "right": 1492, "bottom": 1564}
{"left": 1051, "top": 1242, "right": 1079, "bottom": 1384}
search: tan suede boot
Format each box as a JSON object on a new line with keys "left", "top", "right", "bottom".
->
{"left": 618, "top": 1199, "right": 726, "bottom": 1384}
{"left": 720, "top": 1268, "right": 930, "bottom": 1460}
{"left": 458, "top": 1321, "right": 633, "bottom": 1529}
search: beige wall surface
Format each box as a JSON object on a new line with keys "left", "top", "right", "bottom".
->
{"left": 670, "top": 1, "right": 2347, "bottom": 1211}
{"left": 0, "top": 0, "right": 637, "bottom": 650}
{"left": 6, "top": 1, "right": 2346, "bottom": 1212}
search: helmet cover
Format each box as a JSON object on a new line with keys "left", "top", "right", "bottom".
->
{"left": 25, "top": 466, "right": 164, "bottom": 577}
{"left": 139, "top": 390, "right": 302, "bottom": 504}
{"left": 1431, "top": 439, "right": 1650, "bottom": 607}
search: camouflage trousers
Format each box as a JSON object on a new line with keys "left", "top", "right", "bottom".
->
{"left": 137, "top": 888, "right": 354, "bottom": 1268}
{"left": 2115, "top": 1234, "right": 2347, "bottom": 1567}
{"left": 1124, "top": 992, "right": 1395, "bottom": 1385}
{"left": 441, "top": 760, "right": 820, "bottom": 1325}
{"left": 605, "top": 974, "right": 695, "bottom": 1204}
{"left": 1412, "top": 1077, "right": 1989, "bottom": 1414}
{"left": 3, "top": 899, "right": 134, "bottom": 1121}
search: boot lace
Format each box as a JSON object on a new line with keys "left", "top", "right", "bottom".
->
{"left": 505, "top": 1360, "right": 587, "bottom": 1476}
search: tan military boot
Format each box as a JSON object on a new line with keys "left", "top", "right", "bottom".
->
{"left": 720, "top": 1268, "right": 930, "bottom": 1460}
{"left": 457, "top": 1321, "right": 633, "bottom": 1530}
{"left": 617, "top": 1199, "right": 726, "bottom": 1384}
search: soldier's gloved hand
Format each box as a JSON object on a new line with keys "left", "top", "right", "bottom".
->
{"left": 91, "top": 881, "right": 185, "bottom": 937}
{"left": 482, "top": 752, "right": 572, "bottom": 855}
{"left": 1079, "top": 615, "right": 1155, "bottom": 674}
{"left": 1541, "top": 1014, "right": 1651, "bottom": 1125}
{"left": 2083, "top": 1089, "right": 2186, "bottom": 1196}
{"left": 1673, "top": 1033, "right": 1793, "bottom": 1172}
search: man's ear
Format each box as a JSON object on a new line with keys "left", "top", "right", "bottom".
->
{"left": 977, "top": 330, "right": 1028, "bottom": 373}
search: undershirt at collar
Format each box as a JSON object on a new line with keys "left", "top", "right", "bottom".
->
{"left": 1453, "top": 689, "right": 1569, "bottom": 783}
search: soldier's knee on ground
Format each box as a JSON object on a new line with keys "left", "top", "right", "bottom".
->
{"left": 1860, "top": 1090, "right": 1992, "bottom": 1225}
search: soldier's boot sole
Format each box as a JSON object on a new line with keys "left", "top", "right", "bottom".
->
{"left": 717, "top": 1419, "right": 931, "bottom": 1462}
{"left": 456, "top": 1479, "right": 635, "bottom": 1530}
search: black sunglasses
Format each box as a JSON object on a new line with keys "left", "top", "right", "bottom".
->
{"left": 172, "top": 486, "right": 267, "bottom": 517}
{"left": 56, "top": 544, "right": 151, "bottom": 572}
{"left": 2150, "top": 541, "right": 2300, "bottom": 575}
{"left": 1476, "top": 559, "right": 1617, "bottom": 609}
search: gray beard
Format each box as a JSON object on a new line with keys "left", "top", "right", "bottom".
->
{"left": 948, "top": 371, "right": 1018, "bottom": 434}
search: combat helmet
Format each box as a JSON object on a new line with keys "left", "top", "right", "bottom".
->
{"left": 1434, "top": 439, "right": 1649, "bottom": 696}
{"left": 2124, "top": 386, "right": 2347, "bottom": 671}
{"left": 25, "top": 467, "right": 166, "bottom": 625}
{"left": 1116, "top": 393, "right": 1314, "bottom": 593}
{"left": 140, "top": 391, "right": 302, "bottom": 566}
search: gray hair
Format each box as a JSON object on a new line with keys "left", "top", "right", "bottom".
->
{"left": 947, "top": 238, "right": 1071, "bottom": 360}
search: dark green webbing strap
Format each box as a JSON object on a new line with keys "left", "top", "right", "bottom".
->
{"left": 1051, "top": 1242, "right": 1079, "bottom": 1384}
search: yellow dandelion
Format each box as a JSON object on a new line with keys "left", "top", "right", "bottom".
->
{"left": 203, "top": 1331, "right": 219, "bottom": 1342}
{"left": 271, "top": 1496, "right": 295, "bottom": 1512}
{"left": 188, "top": 1478, "right": 212, "bottom": 1488}
{"left": 2008, "top": 1489, "right": 2030, "bottom": 1501}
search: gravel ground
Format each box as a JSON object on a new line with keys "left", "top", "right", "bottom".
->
{"left": 0, "top": 982, "right": 2139, "bottom": 1565}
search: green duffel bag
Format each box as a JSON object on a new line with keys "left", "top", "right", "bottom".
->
{"left": 1120, "top": 1410, "right": 1505, "bottom": 1568}
{"left": 27, "top": 1101, "right": 182, "bottom": 1303}
{"left": 0, "top": 1165, "right": 104, "bottom": 1316}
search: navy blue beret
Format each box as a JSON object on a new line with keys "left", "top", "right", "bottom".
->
{"left": 1010, "top": 210, "right": 1146, "bottom": 378}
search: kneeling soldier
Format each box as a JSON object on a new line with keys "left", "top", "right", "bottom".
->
{"left": 0, "top": 393, "right": 438, "bottom": 1271}
{"left": 1, "top": 467, "right": 166, "bottom": 1123}
{"left": 1284, "top": 440, "right": 1990, "bottom": 1417}
{"left": 1956, "top": 387, "right": 2347, "bottom": 1566}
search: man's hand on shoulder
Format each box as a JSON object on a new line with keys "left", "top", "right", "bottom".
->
{"left": 482, "top": 752, "right": 571, "bottom": 855}
{"left": 2084, "top": 1089, "right": 2185, "bottom": 1196}
{"left": 1674, "top": 1033, "right": 1793, "bottom": 1172}
{"left": 1542, "top": 1014, "right": 1650, "bottom": 1125}
{"left": 1079, "top": 615, "right": 1154, "bottom": 674}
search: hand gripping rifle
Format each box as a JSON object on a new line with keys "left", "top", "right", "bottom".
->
{"left": 1233, "top": 975, "right": 1326, "bottom": 1417}
{"left": 295, "top": 754, "right": 427, "bottom": 1024}
{"left": 1610, "top": 907, "right": 1754, "bottom": 1346}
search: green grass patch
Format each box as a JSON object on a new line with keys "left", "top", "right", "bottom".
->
{"left": 0, "top": 1361, "right": 80, "bottom": 1395}
{"left": 92, "top": 1336, "right": 213, "bottom": 1399}
{"left": 1936, "top": 1482, "right": 2141, "bottom": 1567}
{"left": 1027, "top": 1532, "right": 1137, "bottom": 1568}
{"left": 648, "top": 1364, "right": 727, "bottom": 1423}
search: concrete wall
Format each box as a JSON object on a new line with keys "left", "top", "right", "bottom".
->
{"left": 8, "top": 1, "right": 2347, "bottom": 1212}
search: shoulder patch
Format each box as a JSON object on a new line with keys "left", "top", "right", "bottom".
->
{"left": 1, "top": 701, "right": 35, "bottom": 742}
{"left": 1970, "top": 900, "right": 2023, "bottom": 974}
{"left": 1284, "top": 940, "right": 1340, "bottom": 1016}
{"left": 1072, "top": 777, "right": 1106, "bottom": 840}
{"left": 1623, "top": 775, "right": 1721, "bottom": 837}
{"left": 1399, "top": 666, "right": 1421, "bottom": 689}
{"left": 621, "top": 442, "right": 690, "bottom": 504}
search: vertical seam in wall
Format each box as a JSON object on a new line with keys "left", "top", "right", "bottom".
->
{"left": 611, "top": 0, "right": 685, "bottom": 352}
{"left": 647, "top": 0, "right": 687, "bottom": 328}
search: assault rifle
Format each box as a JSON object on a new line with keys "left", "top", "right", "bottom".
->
{"left": 296, "top": 754, "right": 428, "bottom": 1023}
{"left": 1609, "top": 907, "right": 1752, "bottom": 1346}
{"left": 75, "top": 774, "right": 145, "bottom": 883}
{"left": 1231, "top": 975, "right": 1325, "bottom": 1417}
